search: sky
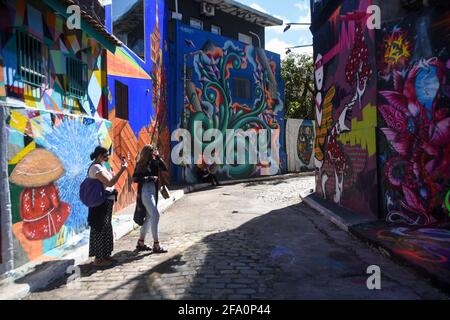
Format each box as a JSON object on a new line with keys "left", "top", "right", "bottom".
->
{"left": 238, "top": 0, "right": 313, "bottom": 59}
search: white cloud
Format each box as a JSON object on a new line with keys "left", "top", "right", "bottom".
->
{"left": 294, "top": 1, "right": 310, "bottom": 12}
{"left": 249, "top": 3, "right": 268, "bottom": 13}
{"left": 245, "top": 0, "right": 314, "bottom": 58}
{"left": 265, "top": 37, "right": 313, "bottom": 59}
{"left": 266, "top": 37, "right": 293, "bottom": 59}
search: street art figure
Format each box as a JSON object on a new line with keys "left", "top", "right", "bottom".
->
{"left": 183, "top": 40, "right": 283, "bottom": 180}
{"left": 9, "top": 149, "right": 70, "bottom": 241}
{"left": 377, "top": 8, "right": 450, "bottom": 227}
{"left": 314, "top": 54, "right": 325, "bottom": 169}
{"left": 317, "top": 10, "right": 373, "bottom": 204}
{"left": 297, "top": 121, "right": 314, "bottom": 166}
{"left": 379, "top": 56, "right": 449, "bottom": 226}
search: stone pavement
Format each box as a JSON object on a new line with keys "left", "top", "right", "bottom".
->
{"left": 26, "top": 177, "right": 449, "bottom": 300}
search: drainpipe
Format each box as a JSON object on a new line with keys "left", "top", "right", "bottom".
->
{"left": 172, "top": 0, "right": 182, "bottom": 20}
{"left": 249, "top": 31, "right": 261, "bottom": 48}
{"left": 0, "top": 105, "right": 14, "bottom": 277}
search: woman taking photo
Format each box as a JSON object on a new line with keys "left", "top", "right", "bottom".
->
{"left": 133, "top": 145, "right": 168, "bottom": 253}
{"left": 88, "top": 146, "right": 127, "bottom": 267}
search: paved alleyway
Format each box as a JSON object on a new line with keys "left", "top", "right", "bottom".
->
{"left": 26, "top": 177, "right": 449, "bottom": 300}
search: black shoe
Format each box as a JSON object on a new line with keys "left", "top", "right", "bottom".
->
{"left": 136, "top": 242, "right": 152, "bottom": 252}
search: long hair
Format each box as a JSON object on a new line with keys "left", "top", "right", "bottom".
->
{"left": 135, "top": 145, "right": 154, "bottom": 173}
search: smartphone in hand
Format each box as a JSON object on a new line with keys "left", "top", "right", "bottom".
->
{"left": 121, "top": 156, "right": 128, "bottom": 169}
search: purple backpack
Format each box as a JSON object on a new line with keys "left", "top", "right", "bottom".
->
{"left": 79, "top": 164, "right": 107, "bottom": 208}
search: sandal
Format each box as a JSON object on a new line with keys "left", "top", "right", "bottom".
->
{"left": 136, "top": 240, "right": 152, "bottom": 252}
{"left": 153, "top": 242, "right": 168, "bottom": 254}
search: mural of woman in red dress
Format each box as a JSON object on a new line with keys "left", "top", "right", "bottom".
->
{"left": 10, "top": 149, "right": 70, "bottom": 241}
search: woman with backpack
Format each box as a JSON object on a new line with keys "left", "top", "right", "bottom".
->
{"left": 133, "top": 145, "right": 168, "bottom": 253}
{"left": 87, "top": 146, "right": 127, "bottom": 267}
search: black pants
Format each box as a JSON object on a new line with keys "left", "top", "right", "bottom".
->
{"left": 88, "top": 200, "right": 114, "bottom": 259}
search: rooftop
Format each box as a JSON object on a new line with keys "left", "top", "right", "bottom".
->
{"left": 54, "top": 0, "right": 121, "bottom": 47}
{"left": 194, "top": 0, "right": 284, "bottom": 27}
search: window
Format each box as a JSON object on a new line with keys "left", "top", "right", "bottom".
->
{"left": 186, "top": 67, "right": 193, "bottom": 81}
{"left": 115, "top": 80, "right": 129, "bottom": 120}
{"left": 211, "top": 25, "right": 221, "bottom": 35}
{"left": 67, "top": 57, "right": 87, "bottom": 98}
{"left": 238, "top": 33, "right": 253, "bottom": 46}
{"left": 233, "top": 78, "right": 251, "bottom": 100}
{"left": 112, "top": 0, "right": 145, "bottom": 60}
{"left": 190, "top": 18, "right": 203, "bottom": 30}
{"left": 16, "top": 30, "right": 46, "bottom": 87}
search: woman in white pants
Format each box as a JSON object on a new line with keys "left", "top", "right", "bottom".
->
{"left": 133, "top": 145, "right": 168, "bottom": 253}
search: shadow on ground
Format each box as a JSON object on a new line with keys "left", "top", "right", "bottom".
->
{"left": 26, "top": 202, "right": 449, "bottom": 300}
{"left": 90, "top": 202, "right": 447, "bottom": 300}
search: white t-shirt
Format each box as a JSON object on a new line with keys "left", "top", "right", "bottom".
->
{"left": 88, "top": 164, "right": 116, "bottom": 200}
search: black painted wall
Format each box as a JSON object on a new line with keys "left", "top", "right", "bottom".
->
{"left": 166, "top": 0, "right": 266, "bottom": 47}
{"left": 310, "top": 0, "right": 450, "bottom": 33}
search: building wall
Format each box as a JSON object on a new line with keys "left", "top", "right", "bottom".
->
{"left": 167, "top": 0, "right": 265, "bottom": 47}
{"left": 0, "top": 0, "right": 111, "bottom": 270}
{"left": 377, "top": 7, "right": 450, "bottom": 226}
{"left": 286, "top": 119, "right": 315, "bottom": 172}
{"left": 312, "top": 0, "right": 450, "bottom": 225}
{"left": 169, "top": 22, "right": 286, "bottom": 184}
{"left": 104, "top": 0, "right": 171, "bottom": 211}
{"left": 313, "top": 0, "right": 379, "bottom": 218}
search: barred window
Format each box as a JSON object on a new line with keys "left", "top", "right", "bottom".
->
{"left": 233, "top": 78, "right": 251, "bottom": 100}
{"left": 16, "top": 30, "right": 46, "bottom": 87}
{"left": 67, "top": 57, "right": 88, "bottom": 99}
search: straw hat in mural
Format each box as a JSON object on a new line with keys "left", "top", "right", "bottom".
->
{"left": 10, "top": 148, "right": 65, "bottom": 187}
{"left": 10, "top": 148, "right": 70, "bottom": 241}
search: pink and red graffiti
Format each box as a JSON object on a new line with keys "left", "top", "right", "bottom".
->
{"left": 320, "top": 10, "right": 374, "bottom": 204}
{"left": 379, "top": 57, "right": 450, "bottom": 225}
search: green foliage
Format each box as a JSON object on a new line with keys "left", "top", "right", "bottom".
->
{"left": 281, "top": 53, "right": 314, "bottom": 120}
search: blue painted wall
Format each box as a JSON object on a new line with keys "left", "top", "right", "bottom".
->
{"left": 168, "top": 21, "right": 286, "bottom": 184}
{"left": 103, "top": 0, "right": 170, "bottom": 210}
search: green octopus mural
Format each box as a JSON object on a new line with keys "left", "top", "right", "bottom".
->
{"left": 182, "top": 40, "right": 284, "bottom": 182}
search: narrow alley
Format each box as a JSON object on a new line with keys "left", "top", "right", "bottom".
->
{"left": 25, "top": 176, "right": 449, "bottom": 300}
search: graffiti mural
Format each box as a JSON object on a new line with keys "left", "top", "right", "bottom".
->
{"left": 351, "top": 222, "right": 450, "bottom": 287}
{"left": 313, "top": 0, "right": 378, "bottom": 217}
{"left": 175, "top": 25, "right": 285, "bottom": 183}
{"left": 6, "top": 109, "right": 111, "bottom": 267}
{"left": 0, "top": 0, "right": 108, "bottom": 118}
{"left": 286, "top": 119, "right": 315, "bottom": 172}
{"left": 378, "top": 9, "right": 450, "bottom": 226}
{"left": 0, "top": 0, "right": 113, "bottom": 268}
{"left": 105, "top": 0, "right": 170, "bottom": 211}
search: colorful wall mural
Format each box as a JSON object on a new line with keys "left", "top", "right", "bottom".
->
{"left": 351, "top": 222, "right": 450, "bottom": 288}
{"left": 286, "top": 119, "right": 315, "bottom": 172}
{"left": 0, "top": 0, "right": 112, "bottom": 269}
{"left": 104, "top": 0, "right": 170, "bottom": 211}
{"left": 1, "top": 0, "right": 108, "bottom": 118}
{"left": 6, "top": 110, "right": 111, "bottom": 267}
{"left": 313, "top": 0, "right": 378, "bottom": 217}
{"left": 170, "top": 22, "right": 286, "bottom": 184}
{"left": 377, "top": 9, "right": 450, "bottom": 226}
